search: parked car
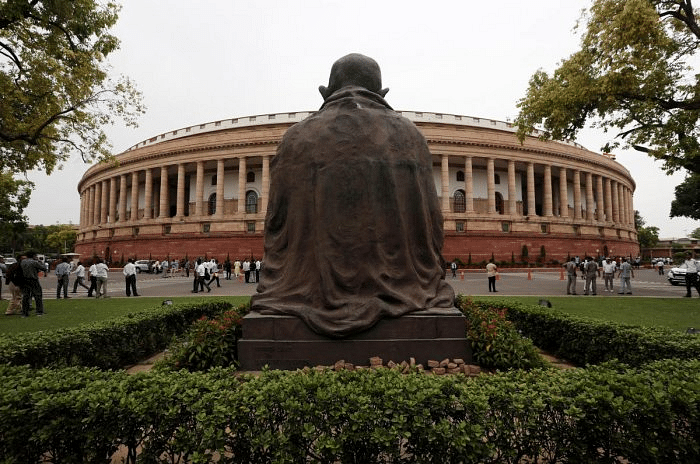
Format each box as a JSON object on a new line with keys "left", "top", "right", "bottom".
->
{"left": 3, "top": 257, "right": 16, "bottom": 265}
{"left": 134, "top": 260, "right": 153, "bottom": 273}
{"left": 667, "top": 267, "right": 687, "bottom": 286}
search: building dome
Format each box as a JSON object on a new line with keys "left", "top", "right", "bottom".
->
{"left": 76, "top": 111, "right": 638, "bottom": 264}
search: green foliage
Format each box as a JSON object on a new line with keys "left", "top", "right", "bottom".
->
{"left": 671, "top": 172, "right": 700, "bottom": 219}
{"left": 1, "top": 360, "right": 699, "bottom": 462}
{"left": 516, "top": 0, "right": 700, "bottom": 175}
{"left": 457, "top": 296, "right": 548, "bottom": 370}
{"left": 44, "top": 224, "right": 77, "bottom": 254}
{"left": 158, "top": 304, "right": 249, "bottom": 372}
{"left": 0, "top": 300, "right": 232, "bottom": 369}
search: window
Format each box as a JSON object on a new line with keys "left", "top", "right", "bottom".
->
{"left": 495, "top": 192, "right": 504, "bottom": 214}
{"left": 541, "top": 223, "right": 549, "bottom": 234}
{"left": 454, "top": 189, "right": 466, "bottom": 213}
{"left": 494, "top": 174, "right": 501, "bottom": 185}
{"left": 208, "top": 193, "right": 216, "bottom": 215}
{"left": 163, "top": 225, "right": 171, "bottom": 235}
{"left": 247, "top": 221, "right": 256, "bottom": 233}
{"left": 246, "top": 190, "right": 258, "bottom": 214}
{"left": 501, "top": 222, "right": 511, "bottom": 232}
{"left": 456, "top": 221, "right": 465, "bottom": 232}
{"left": 247, "top": 171, "right": 256, "bottom": 183}
{"left": 202, "top": 223, "right": 210, "bottom": 233}
{"left": 456, "top": 171, "right": 465, "bottom": 182}
{"left": 211, "top": 175, "right": 217, "bottom": 186}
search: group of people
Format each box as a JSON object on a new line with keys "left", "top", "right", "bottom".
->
{"left": 564, "top": 255, "right": 636, "bottom": 296}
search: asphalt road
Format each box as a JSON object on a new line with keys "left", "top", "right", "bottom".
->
{"left": 21, "top": 267, "right": 696, "bottom": 300}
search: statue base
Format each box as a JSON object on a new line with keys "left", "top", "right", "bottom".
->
{"left": 238, "top": 308, "right": 470, "bottom": 370}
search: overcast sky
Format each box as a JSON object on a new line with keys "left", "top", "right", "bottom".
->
{"left": 23, "top": 0, "right": 700, "bottom": 238}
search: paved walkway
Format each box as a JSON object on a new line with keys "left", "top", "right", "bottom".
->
{"left": 29, "top": 267, "right": 692, "bottom": 300}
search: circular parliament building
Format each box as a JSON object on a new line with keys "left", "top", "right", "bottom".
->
{"left": 76, "top": 111, "right": 639, "bottom": 264}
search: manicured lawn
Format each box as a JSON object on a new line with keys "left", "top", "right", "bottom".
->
{"left": 0, "top": 296, "right": 250, "bottom": 335}
{"left": 493, "top": 296, "right": 700, "bottom": 332}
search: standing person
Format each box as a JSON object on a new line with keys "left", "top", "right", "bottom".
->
{"left": 87, "top": 261, "right": 97, "bottom": 297}
{"left": 224, "top": 260, "right": 232, "bottom": 280}
{"left": 4, "top": 257, "right": 24, "bottom": 315}
{"left": 72, "top": 261, "right": 90, "bottom": 293}
{"left": 243, "top": 259, "right": 251, "bottom": 283}
{"left": 255, "top": 259, "right": 261, "bottom": 283}
{"left": 161, "top": 258, "right": 169, "bottom": 278}
{"left": 55, "top": 257, "right": 71, "bottom": 299}
{"left": 93, "top": 258, "right": 110, "bottom": 298}
{"left": 583, "top": 257, "right": 599, "bottom": 296}
{"left": 450, "top": 261, "right": 457, "bottom": 279}
{"left": 564, "top": 257, "right": 578, "bottom": 295}
{"left": 20, "top": 251, "right": 45, "bottom": 317}
{"left": 617, "top": 257, "right": 634, "bottom": 295}
{"left": 486, "top": 259, "right": 498, "bottom": 293}
{"left": 602, "top": 257, "right": 616, "bottom": 292}
{"left": 234, "top": 259, "right": 241, "bottom": 280}
{"left": 123, "top": 258, "right": 139, "bottom": 297}
{"left": 681, "top": 252, "right": 700, "bottom": 297}
{"left": 184, "top": 260, "right": 190, "bottom": 278}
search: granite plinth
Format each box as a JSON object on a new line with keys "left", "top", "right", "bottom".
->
{"left": 238, "top": 308, "right": 470, "bottom": 370}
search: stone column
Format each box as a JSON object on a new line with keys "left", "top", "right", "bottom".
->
{"left": 543, "top": 164, "right": 553, "bottom": 217}
{"left": 144, "top": 168, "right": 153, "bottom": 220}
{"left": 441, "top": 154, "right": 450, "bottom": 213}
{"left": 464, "top": 156, "right": 474, "bottom": 212}
{"left": 487, "top": 157, "right": 496, "bottom": 214}
{"left": 558, "top": 167, "right": 568, "bottom": 218}
{"left": 118, "top": 175, "right": 127, "bottom": 222}
{"left": 175, "top": 163, "right": 185, "bottom": 218}
{"left": 262, "top": 155, "right": 270, "bottom": 215}
{"left": 88, "top": 185, "right": 97, "bottom": 225}
{"left": 619, "top": 184, "right": 626, "bottom": 225}
{"left": 109, "top": 177, "right": 117, "bottom": 223}
{"left": 130, "top": 172, "right": 139, "bottom": 221}
{"left": 596, "top": 175, "right": 604, "bottom": 221}
{"left": 100, "top": 180, "right": 109, "bottom": 224}
{"left": 216, "top": 159, "right": 225, "bottom": 217}
{"left": 527, "top": 162, "right": 536, "bottom": 217}
{"left": 507, "top": 160, "right": 517, "bottom": 215}
{"left": 159, "top": 166, "right": 169, "bottom": 218}
{"left": 628, "top": 188, "right": 634, "bottom": 225}
{"left": 611, "top": 182, "right": 617, "bottom": 224}
{"left": 585, "top": 172, "right": 594, "bottom": 221}
{"left": 573, "top": 170, "right": 581, "bottom": 220}
{"left": 195, "top": 161, "right": 204, "bottom": 216}
{"left": 238, "top": 157, "right": 246, "bottom": 214}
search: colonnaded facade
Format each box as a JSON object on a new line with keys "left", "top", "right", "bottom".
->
{"left": 75, "top": 111, "right": 639, "bottom": 264}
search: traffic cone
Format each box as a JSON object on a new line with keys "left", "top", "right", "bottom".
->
{"left": 560, "top": 268, "right": 565, "bottom": 280}
{"left": 527, "top": 269, "right": 533, "bottom": 280}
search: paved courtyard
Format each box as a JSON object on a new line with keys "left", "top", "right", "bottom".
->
{"left": 25, "top": 267, "right": 692, "bottom": 300}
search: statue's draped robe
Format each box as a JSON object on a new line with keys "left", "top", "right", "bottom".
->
{"left": 251, "top": 87, "right": 455, "bottom": 337}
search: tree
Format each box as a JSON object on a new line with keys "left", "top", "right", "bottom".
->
{"left": 0, "top": 0, "right": 144, "bottom": 215}
{"left": 670, "top": 172, "right": 700, "bottom": 219}
{"left": 45, "top": 225, "right": 77, "bottom": 254}
{"left": 690, "top": 226, "right": 700, "bottom": 239}
{"left": 516, "top": 0, "right": 700, "bottom": 174}
{"left": 0, "top": 171, "right": 31, "bottom": 223}
{"left": 635, "top": 210, "right": 660, "bottom": 249}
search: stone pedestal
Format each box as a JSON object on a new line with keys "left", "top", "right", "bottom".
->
{"left": 238, "top": 308, "right": 470, "bottom": 370}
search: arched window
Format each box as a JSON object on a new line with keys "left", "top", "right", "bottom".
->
{"left": 245, "top": 190, "right": 258, "bottom": 214}
{"left": 208, "top": 193, "right": 216, "bottom": 215}
{"left": 456, "top": 171, "right": 465, "bottom": 182}
{"left": 454, "top": 189, "right": 466, "bottom": 213}
{"left": 495, "top": 192, "right": 504, "bottom": 214}
{"left": 246, "top": 171, "right": 256, "bottom": 183}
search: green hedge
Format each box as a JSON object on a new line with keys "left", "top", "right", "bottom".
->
{"left": 470, "top": 298, "right": 700, "bottom": 367}
{"left": 1, "top": 360, "right": 698, "bottom": 463}
{"left": 0, "top": 300, "right": 231, "bottom": 369}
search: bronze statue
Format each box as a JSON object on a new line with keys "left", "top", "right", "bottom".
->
{"left": 251, "top": 53, "right": 455, "bottom": 337}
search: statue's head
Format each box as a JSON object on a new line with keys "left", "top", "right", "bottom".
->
{"left": 319, "top": 53, "right": 389, "bottom": 100}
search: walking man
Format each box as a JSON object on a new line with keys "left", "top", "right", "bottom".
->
{"left": 93, "top": 258, "right": 109, "bottom": 298}
{"left": 55, "top": 257, "right": 71, "bottom": 299}
{"left": 564, "top": 257, "right": 578, "bottom": 295}
{"left": 20, "top": 251, "right": 45, "bottom": 316}
{"left": 617, "top": 257, "right": 634, "bottom": 294}
{"left": 681, "top": 252, "right": 700, "bottom": 297}
{"left": 72, "top": 261, "right": 90, "bottom": 293}
{"left": 583, "top": 257, "right": 599, "bottom": 296}
{"left": 123, "top": 258, "right": 140, "bottom": 297}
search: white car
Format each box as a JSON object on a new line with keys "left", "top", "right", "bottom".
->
{"left": 667, "top": 267, "right": 686, "bottom": 285}
{"left": 134, "top": 260, "right": 153, "bottom": 273}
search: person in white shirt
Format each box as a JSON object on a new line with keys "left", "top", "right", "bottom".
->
{"left": 243, "top": 259, "right": 251, "bottom": 283}
{"left": 72, "top": 261, "right": 90, "bottom": 293}
{"left": 192, "top": 258, "right": 211, "bottom": 293}
{"left": 87, "top": 262, "right": 97, "bottom": 297}
{"left": 601, "top": 257, "right": 617, "bottom": 292}
{"left": 207, "top": 259, "right": 221, "bottom": 287}
{"left": 255, "top": 259, "right": 262, "bottom": 283}
{"left": 161, "top": 258, "right": 169, "bottom": 278}
{"left": 681, "top": 252, "right": 700, "bottom": 298}
{"left": 92, "top": 258, "right": 110, "bottom": 298}
{"left": 123, "top": 258, "right": 139, "bottom": 297}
